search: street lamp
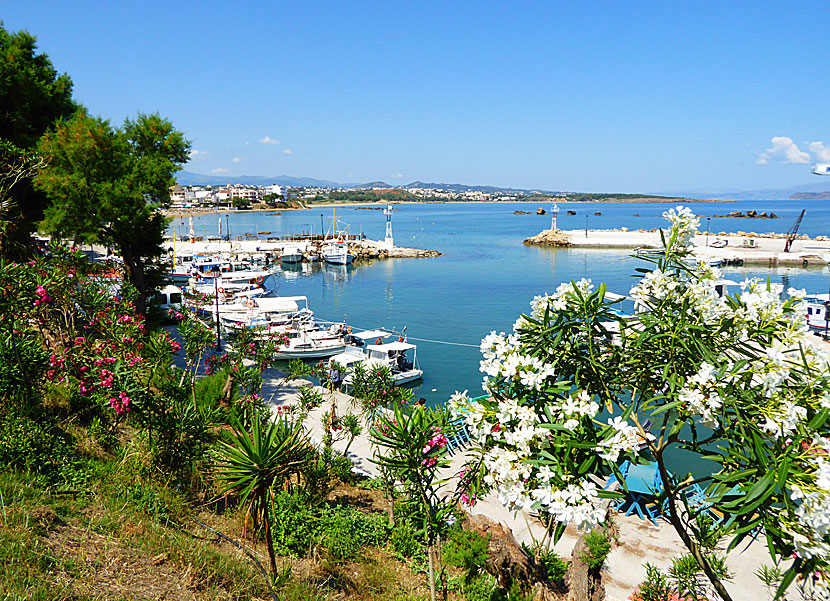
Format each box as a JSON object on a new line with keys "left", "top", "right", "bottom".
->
{"left": 706, "top": 218, "right": 711, "bottom": 247}
{"left": 585, "top": 214, "right": 589, "bottom": 238}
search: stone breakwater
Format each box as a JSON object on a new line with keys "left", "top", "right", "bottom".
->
{"left": 522, "top": 230, "right": 571, "bottom": 247}
{"left": 350, "top": 242, "right": 443, "bottom": 259}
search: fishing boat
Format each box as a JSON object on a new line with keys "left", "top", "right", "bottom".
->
{"left": 321, "top": 208, "right": 355, "bottom": 265}
{"left": 330, "top": 331, "right": 423, "bottom": 385}
{"left": 804, "top": 293, "right": 830, "bottom": 334}
{"left": 280, "top": 244, "right": 304, "bottom": 264}
{"left": 275, "top": 321, "right": 349, "bottom": 359}
{"left": 322, "top": 239, "right": 354, "bottom": 265}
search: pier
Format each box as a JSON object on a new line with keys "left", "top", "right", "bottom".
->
{"left": 524, "top": 228, "right": 830, "bottom": 267}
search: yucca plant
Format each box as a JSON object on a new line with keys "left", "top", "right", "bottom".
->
{"left": 215, "top": 416, "right": 313, "bottom": 576}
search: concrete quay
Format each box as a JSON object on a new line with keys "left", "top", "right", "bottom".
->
{"left": 525, "top": 228, "right": 830, "bottom": 267}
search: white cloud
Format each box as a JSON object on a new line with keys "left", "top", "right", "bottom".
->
{"left": 258, "top": 136, "right": 280, "bottom": 145}
{"left": 282, "top": 148, "right": 292, "bottom": 155}
{"left": 189, "top": 149, "right": 211, "bottom": 160}
{"left": 391, "top": 172, "right": 404, "bottom": 179}
{"left": 809, "top": 142, "right": 830, "bottom": 162}
{"left": 210, "top": 168, "right": 230, "bottom": 174}
{"left": 757, "top": 136, "right": 810, "bottom": 165}
{"left": 245, "top": 141, "right": 250, "bottom": 146}
{"left": 231, "top": 157, "right": 245, "bottom": 163}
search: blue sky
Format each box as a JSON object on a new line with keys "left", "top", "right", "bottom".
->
{"left": 4, "top": 1, "right": 829, "bottom": 192}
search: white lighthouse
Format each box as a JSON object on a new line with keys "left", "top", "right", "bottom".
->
{"left": 384, "top": 204, "right": 394, "bottom": 248}
{"left": 551, "top": 203, "right": 559, "bottom": 232}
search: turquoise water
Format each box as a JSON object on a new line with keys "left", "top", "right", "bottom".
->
{"left": 168, "top": 200, "right": 830, "bottom": 404}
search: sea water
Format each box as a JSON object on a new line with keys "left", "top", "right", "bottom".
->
{"left": 169, "top": 200, "right": 830, "bottom": 404}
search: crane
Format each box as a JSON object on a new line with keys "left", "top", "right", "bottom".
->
{"left": 784, "top": 209, "right": 806, "bottom": 252}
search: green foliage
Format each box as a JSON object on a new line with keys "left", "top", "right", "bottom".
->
{"left": 0, "top": 409, "right": 91, "bottom": 486}
{"left": 301, "top": 446, "right": 336, "bottom": 506}
{"left": 349, "top": 361, "right": 414, "bottom": 415}
{"left": 269, "top": 489, "right": 389, "bottom": 560}
{"left": 537, "top": 548, "right": 568, "bottom": 585}
{"left": 194, "top": 371, "right": 229, "bottom": 408}
{"left": 297, "top": 384, "right": 323, "bottom": 413}
{"left": 390, "top": 518, "right": 423, "bottom": 559}
{"left": 581, "top": 529, "right": 611, "bottom": 571}
{"left": 443, "top": 528, "right": 490, "bottom": 580}
{"left": 755, "top": 564, "right": 783, "bottom": 600}
{"left": 215, "top": 416, "right": 314, "bottom": 573}
{"left": 630, "top": 563, "right": 674, "bottom": 601}
{"left": 668, "top": 553, "right": 730, "bottom": 601}
{"left": 0, "top": 25, "right": 76, "bottom": 257}
{"left": 0, "top": 324, "right": 48, "bottom": 400}
{"left": 35, "top": 110, "right": 190, "bottom": 313}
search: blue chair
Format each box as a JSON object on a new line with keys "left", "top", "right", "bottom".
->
{"left": 614, "top": 461, "right": 665, "bottom": 525}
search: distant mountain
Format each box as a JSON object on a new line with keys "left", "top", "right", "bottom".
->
{"left": 657, "top": 181, "right": 830, "bottom": 201}
{"left": 790, "top": 192, "right": 830, "bottom": 200}
{"left": 352, "top": 181, "right": 393, "bottom": 189}
{"left": 176, "top": 171, "right": 342, "bottom": 188}
{"left": 399, "top": 180, "right": 551, "bottom": 194}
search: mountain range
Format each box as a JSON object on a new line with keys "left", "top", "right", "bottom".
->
{"left": 176, "top": 170, "right": 830, "bottom": 201}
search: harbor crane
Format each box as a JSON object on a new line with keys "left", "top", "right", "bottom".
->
{"left": 784, "top": 209, "right": 806, "bottom": 253}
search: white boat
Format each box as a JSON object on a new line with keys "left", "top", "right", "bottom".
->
{"left": 218, "top": 296, "right": 314, "bottom": 332}
{"left": 322, "top": 239, "right": 354, "bottom": 265}
{"left": 330, "top": 332, "right": 423, "bottom": 386}
{"left": 280, "top": 244, "right": 304, "bottom": 264}
{"left": 804, "top": 294, "right": 830, "bottom": 333}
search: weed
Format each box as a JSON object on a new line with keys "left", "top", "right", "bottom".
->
{"left": 443, "top": 528, "right": 489, "bottom": 581}
{"left": 581, "top": 528, "right": 611, "bottom": 571}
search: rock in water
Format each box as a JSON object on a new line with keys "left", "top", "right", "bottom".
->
{"left": 537, "top": 208, "right": 547, "bottom": 215}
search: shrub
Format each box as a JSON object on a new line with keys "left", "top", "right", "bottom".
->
{"left": 539, "top": 549, "right": 568, "bottom": 585}
{"left": 0, "top": 409, "right": 88, "bottom": 486}
{"left": 582, "top": 529, "right": 611, "bottom": 571}
{"left": 630, "top": 563, "right": 674, "bottom": 601}
{"left": 270, "top": 490, "right": 320, "bottom": 557}
{"left": 0, "top": 325, "right": 48, "bottom": 402}
{"left": 390, "top": 519, "right": 422, "bottom": 558}
{"left": 269, "top": 490, "right": 389, "bottom": 560}
{"left": 443, "top": 528, "right": 489, "bottom": 580}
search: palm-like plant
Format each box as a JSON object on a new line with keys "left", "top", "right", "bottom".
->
{"left": 215, "top": 416, "right": 313, "bottom": 576}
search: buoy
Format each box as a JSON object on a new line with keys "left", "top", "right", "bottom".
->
{"left": 246, "top": 299, "right": 255, "bottom": 308}
{"left": 218, "top": 287, "right": 225, "bottom": 293}
{"left": 398, "top": 337, "right": 404, "bottom": 342}
{"left": 375, "top": 338, "right": 382, "bottom": 345}
{"left": 256, "top": 275, "right": 263, "bottom": 282}
{"left": 346, "top": 327, "right": 352, "bottom": 334}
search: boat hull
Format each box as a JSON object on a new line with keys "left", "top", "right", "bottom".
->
{"left": 275, "top": 343, "right": 347, "bottom": 359}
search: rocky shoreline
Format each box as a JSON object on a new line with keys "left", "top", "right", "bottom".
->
{"left": 350, "top": 243, "right": 442, "bottom": 259}
{"left": 711, "top": 210, "right": 778, "bottom": 219}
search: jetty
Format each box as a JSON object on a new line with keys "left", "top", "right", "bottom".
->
{"left": 163, "top": 237, "right": 442, "bottom": 261}
{"left": 524, "top": 228, "right": 830, "bottom": 267}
